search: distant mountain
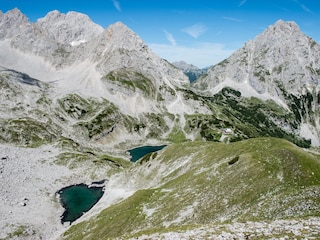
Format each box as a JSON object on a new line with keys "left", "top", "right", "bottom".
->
{"left": 172, "top": 60, "right": 208, "bottom": 82}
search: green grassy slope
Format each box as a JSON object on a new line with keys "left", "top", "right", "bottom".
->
{"left": 63, "top": 138, "right": 320, "bottom": 239}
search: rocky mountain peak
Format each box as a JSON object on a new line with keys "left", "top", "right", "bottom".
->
{"left": 100, "top": 21, "right": 146, "bottom": 50}
{"left": 0, "top": 8, "right": 189, "bottom": 97}
{"left": 0, "top": 8, "right": 30, "bottom": 39}
{"left": 3, "top": 8, "right": 28, "bottom": 21}
{"left": 194, "top": 19, "right": 320, "bottom": 98}
{"left": 36, "top": 10, "right": 104, "bottom": 46}
{"left": 250, "top": 19, "right": 304, "bottom": 48}
{"left": 93, "top": 21, "right": 189, "bottom": 87}
{"left": 269, "top": 19, "right": 300, "bottom": 31}
{"left": 272, "top": 19, "right": 300, "bottom": 33}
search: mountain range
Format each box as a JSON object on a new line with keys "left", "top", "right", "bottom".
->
{"left": 0, "top": 8, "right": 319, "bottom": 240}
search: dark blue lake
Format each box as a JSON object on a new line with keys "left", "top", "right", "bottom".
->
{"left": 128, "top": 145, "right": 166, "bottom": 162}
{"left": 57, "top": 183, "right": 104, "bottom": 224}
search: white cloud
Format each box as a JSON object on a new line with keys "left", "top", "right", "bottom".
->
{"left": 148, "top": 42, "right": 235, "bottom": 68}
{"left": 112, "top": 0, "right": 121, "bottom": 12}
{"left": 222, "top": 16, "right": 242, "bottom": 22}
{"left": 182, "top": 23, "right": 207, "bottom": 38}
{"left": 164, "top": 30, "right": 177, "bottom": 46}
{"left": 238, "top": 0, "right": 247, "bottom": 7}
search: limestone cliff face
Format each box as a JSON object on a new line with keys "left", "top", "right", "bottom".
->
{"left": 36, "top": 10, "right": 104, "bottom": 46}
{"left": 194, "top": 20, "right": 320, "bottom": 98}
{"left": 0, "top": 9, "right": 188, "bottom": 89}
{"left": 193, "top": 20, "right": 320, "bottom": 146}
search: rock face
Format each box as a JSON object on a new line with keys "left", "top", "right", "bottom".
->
{"left": 0, "top": 9, "right": 188, "bottom": 92}
{"left": 36, "top": 10, "right": 104, "bottom": 46}
{"left": 194, "top": 20, "right": 320, "bottom": 98}
{"left": 193, "top": 20, "right": 320, "bottom": 145}
{"left": 0, "top": 8, "right": 203, "bottom": 149}
{"left": 90, "top": 22, "right": 189, "bottom": 88}
{"left": 0, "top": 8, "right": 30, "bottom": 39}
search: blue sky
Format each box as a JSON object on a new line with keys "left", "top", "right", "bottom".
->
{"left": 1, "top": 0, "right": 319, "bottom": 68}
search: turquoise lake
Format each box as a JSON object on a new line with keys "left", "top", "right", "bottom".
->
{"left": 57, "top": 183, "right": 104, "bottom": 224}
{"left": 128, "top": 145, "right": 166, "bottom": 162}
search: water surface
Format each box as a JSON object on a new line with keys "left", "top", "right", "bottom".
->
{"left": 57, "top": 183, "right": 104, "bottom": 223}
{"left": 128, "top": 145, "right": 166, "bottom": 162}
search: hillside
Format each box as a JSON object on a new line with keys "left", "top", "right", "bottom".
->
{"left": 63, "top": 138, "right": 320, "bottom": 239}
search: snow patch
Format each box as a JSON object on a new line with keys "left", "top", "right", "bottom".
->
{"left": 70, "top": 39, "right": 86, "bottom": 47}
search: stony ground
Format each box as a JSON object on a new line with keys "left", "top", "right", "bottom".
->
{"left": 0, "top": 143, "right": 108, "bottom": 240}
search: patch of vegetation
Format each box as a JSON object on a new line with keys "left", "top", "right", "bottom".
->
{"left": 216, "top": 59, "right": 229, "bottom": 67}
{"left": 143, "top": 113, "right": 170, "bottom": 139}
{"left": 57, "top": 94, "right": 99, "bottom": 120}
{"left": 180, "top": 87, "right": 310, "bottom": 147}
{"left": 76, "top": 102, "right": 119, "bottom": 139}
{"left": 103, "top": 69, "right": 156, "bottom": 97}
{"left": 55, "top": 152, "right": 97, "bottom": 169}
{"left": 95, "top": 154, "right": 131, "bottom": 169}
{"left": 167, "top": 127, "right": 187, "bottom": 142}
{"left": 53, "top": 46, "right": 71, "bottom": 58}
{"left": 5, "top": 225, "right": 28, "bottom": 239}
{"left": 273, "top": 65, "right": 283, "bottom": 74}
{"left": 276, "top": 81, "right": 318, "bottom": 129}
{"left": 0, "top": 118, "right": 57, "bottom": 147}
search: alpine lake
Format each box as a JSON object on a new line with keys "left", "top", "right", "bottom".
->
{"left": 128, "top": 145, "right": 167, "bottom": 162}
{"left": 57, "top": 180, "right": 105, "bottom": 224}
{"left": 56, "top": 145, "right": 166, "bottom": 224}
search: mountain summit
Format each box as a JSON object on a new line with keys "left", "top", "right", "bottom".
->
{"left": 36, "top": 10, "right": 104, "bottom": 46}
{"left": 194, "top": 19, "right": 320, "bottom": 99}
{"left": 193, "top": 19, "right": 320, "bottom": 145}
{"left": 0, "top": 9, "right": 188, "bottom": 102}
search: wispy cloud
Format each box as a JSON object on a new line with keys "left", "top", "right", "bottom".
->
{"left": 182, "top": 23, "right": 207, "bottom": 38}
{"left": 293, "top": 0, "right": 313, "bottom": 14}
{"left": 149, "top": 42, "right": 235, "bottom": 68}
{"left": 164, "top": 30, "right": 177, "bottom": 46}
{"left": 222, "top": 16, "right": 242, "bottom": 22}
{"left": 300, "top": 4, "right": 313, "bottom": 14}
{"left": 112, "top": 0, "right": 121, "bottom": 12}
{"left": 238, "top": 0, "right": 247, "bottom": 7}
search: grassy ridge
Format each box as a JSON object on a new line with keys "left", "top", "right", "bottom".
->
{"left": 63, "top": 138, "right": 320, "bottom": 239}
